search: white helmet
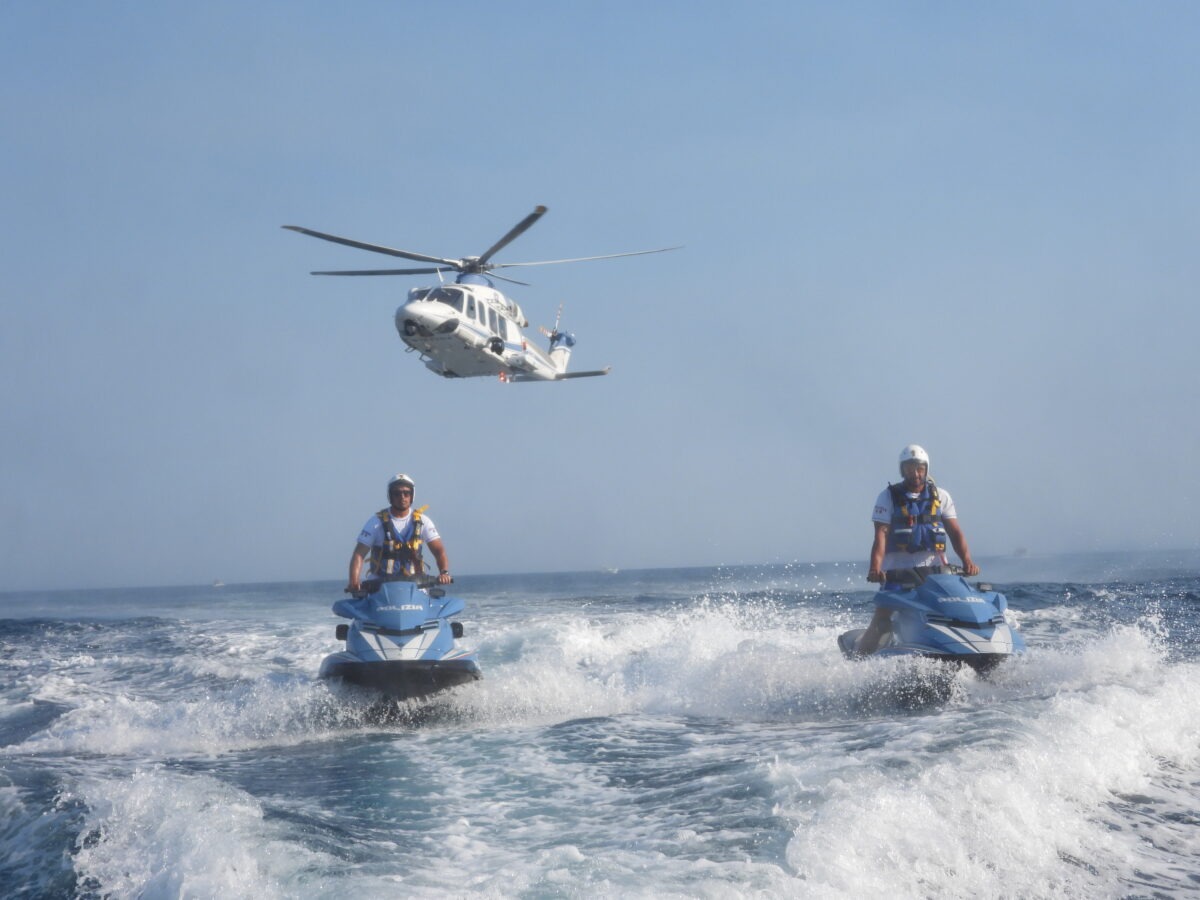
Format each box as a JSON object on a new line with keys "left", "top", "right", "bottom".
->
{"left": 387, "top": 473, "right": 415, "bottom": 492}
{"left": 898, "top": 444, "right": 929, "bottom": 476}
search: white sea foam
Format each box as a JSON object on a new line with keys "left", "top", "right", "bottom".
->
{"left": 5, "top": 571, "right": 1198, "bottom": 897}
{"left": 774, "top": 622, "right": 1200, "bottom": 897}
{"left": 69, "top": 768, "right": 341, "bottom": 899}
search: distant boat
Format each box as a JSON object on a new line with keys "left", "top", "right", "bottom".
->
{"left": 212, "top": 580, "right": 225, "bottom": 588}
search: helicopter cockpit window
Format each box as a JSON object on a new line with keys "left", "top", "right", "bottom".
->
{"left": 429, "top": 288, "right": 465, "bottom": 312}
{"left": 466, "top": 297, "right": 477, "bottom": 320}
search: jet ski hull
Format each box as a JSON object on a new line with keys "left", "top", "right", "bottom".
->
{"left": 839, "top": 571, "right": 1025, "bottom": 674}
{"left": 320, "top": 579, "right": 483, "bottom": 703}
{"left": 319, "top": 653, "right": 482, "bottom": 701}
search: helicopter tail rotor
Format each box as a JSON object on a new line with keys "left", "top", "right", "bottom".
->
{"left": 537, "top": 304, "right": 577, "bottom": 373}
{"left": 537, "top": 303, "right": 565, "bottom": 341}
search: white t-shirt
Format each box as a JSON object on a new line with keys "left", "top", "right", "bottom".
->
{"left": 356, "top": 510, "right": 441, "bottom": 575}
{"left": 872, "top": 485, "right": 956, "bottom": 571}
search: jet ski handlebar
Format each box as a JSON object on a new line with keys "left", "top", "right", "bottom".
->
{"left": 885, "top": 564, "right": 966, "bottom": 588}
{"left": 346, "top": 575, "right": 453, "bottom": 598}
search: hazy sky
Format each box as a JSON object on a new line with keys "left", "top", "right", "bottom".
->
{"left": 3, "top": 2, "right": 1198, "bottom": 590}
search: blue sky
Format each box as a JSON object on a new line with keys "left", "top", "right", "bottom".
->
{"left": 2, "top": 2, "right": 1198, "bottom": 590}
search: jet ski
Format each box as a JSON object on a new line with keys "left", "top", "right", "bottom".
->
{"left": 838, "top": 567, "right": 1025, "bottom": 673}
{"left": 319, "top": 578, "right": 482, "bottom": 700}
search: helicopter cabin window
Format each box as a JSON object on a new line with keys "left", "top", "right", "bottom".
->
{"left": 466, "top": 297, "right": 476, "bottom": 320}
{"left": 488, "top": 307, "right": 499, "bottom": 335}
{"left": 498, "top": 317, "right": 509, "bottom": 340}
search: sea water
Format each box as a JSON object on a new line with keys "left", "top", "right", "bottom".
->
{"left": 2, "top": 551, "right": 1199, "bottom": 898}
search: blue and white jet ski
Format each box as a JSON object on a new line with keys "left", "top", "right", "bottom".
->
{"left": 838, "top": 568, "right": 1026, "bottom": 673}
{"left": 319, "top": 578, "right": 482, "bottom": 701}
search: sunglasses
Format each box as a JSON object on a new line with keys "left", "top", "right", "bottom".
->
{"left": 389, "top": 487, "right": 413, "bottom": 496}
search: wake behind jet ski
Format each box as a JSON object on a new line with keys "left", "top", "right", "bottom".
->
{"left": 319, "top": 577, "right": 482, "bottom": 701}
{"left": 838, "top": 566, "right": 1026, "bottom": 673}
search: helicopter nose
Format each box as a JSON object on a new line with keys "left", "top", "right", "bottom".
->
{"left": 396, "top": 299, "right": 458, "bottom": 342}
{"left": 398, "top": 300, "right": 447, "bottom": 328}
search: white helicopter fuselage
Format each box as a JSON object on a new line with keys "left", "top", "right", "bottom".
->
{"left": 283, "top": 205, "right": 671, "bottom": 383}
{"left": 395, "top": 276, "right": 598, "bottom": 382}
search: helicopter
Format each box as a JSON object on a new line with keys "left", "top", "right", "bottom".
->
{"left": 284, "top": 206, "right": 677, "bottom": 382}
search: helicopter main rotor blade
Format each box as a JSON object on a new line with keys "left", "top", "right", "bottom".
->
{"left": 476, "top": 205, "right": 548, "bottom": 266}
{"left": 493, "top": 246, "right": 684, "bottom": 268}
{"left": 486, "top": 271, "right": 532, "bottom": 287}
{"left": 310, "top": 267, "right": 444, "bottom": 276}
{"left": 282, "top": 225, "right": 459, "bottom": 268}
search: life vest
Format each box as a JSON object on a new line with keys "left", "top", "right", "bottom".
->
{"left": 885, "top": 481, "right": 947, "bottom": 555}
{"left": 371, "top": 505, "right": 429, "bottom": 577}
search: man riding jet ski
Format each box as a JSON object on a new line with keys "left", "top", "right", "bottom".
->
{"left": 320, "top": 472, "right": 481, "bottom": 700}
{"left": 852, "top": 444, "right": 994, "bottom": 659}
